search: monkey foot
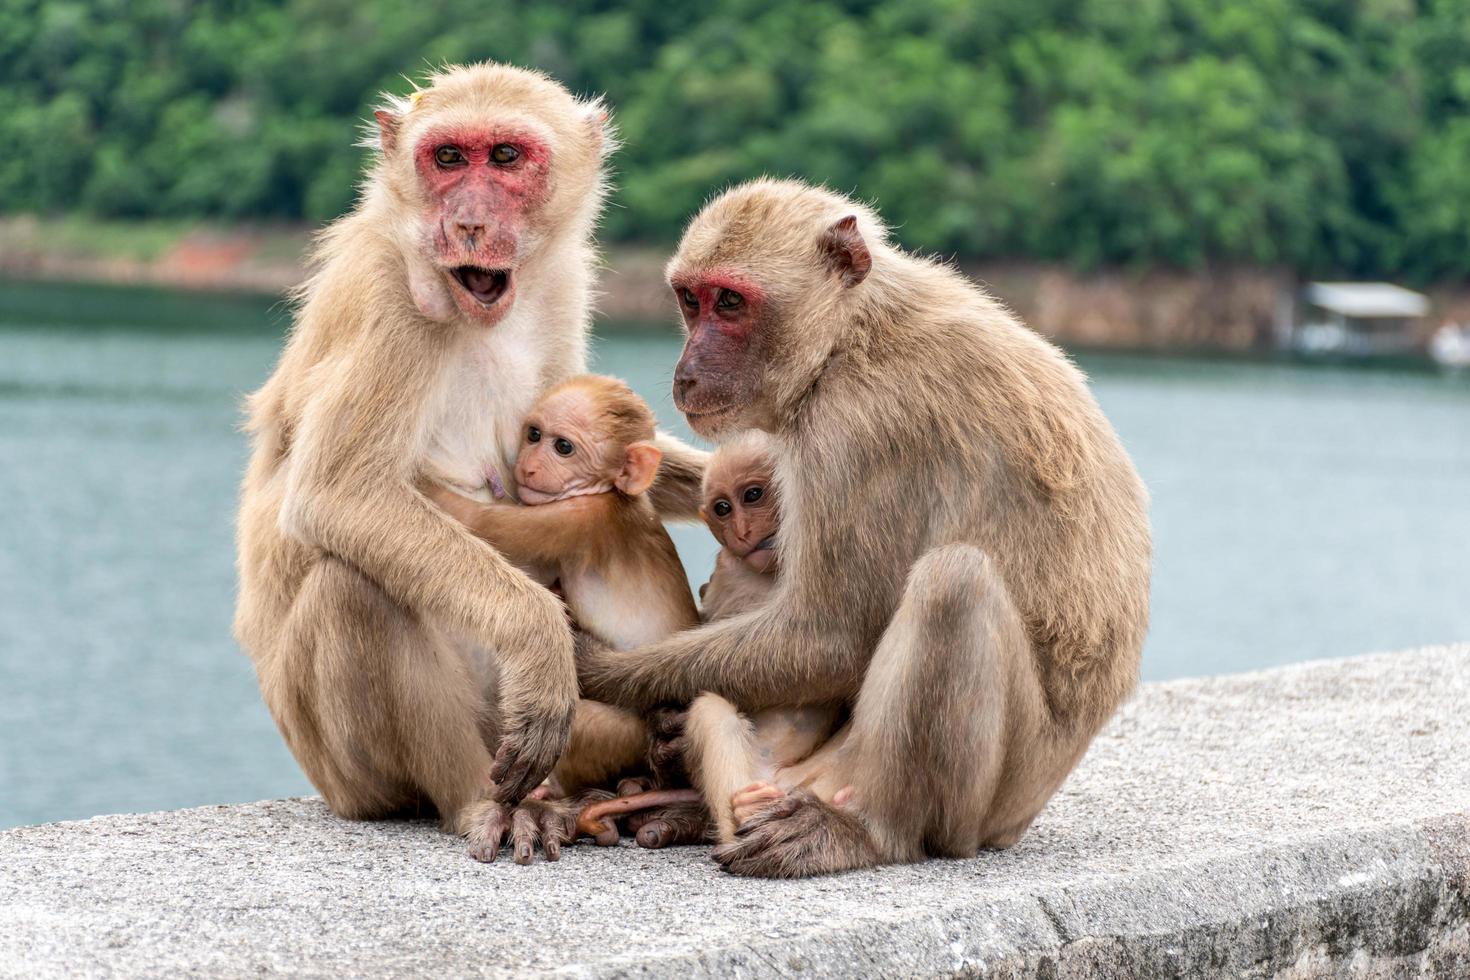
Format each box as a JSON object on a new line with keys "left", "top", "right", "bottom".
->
{"left": 574, "top": 788, "right": 703, "bottom": 846}
{"left": 460, "top": 796, "right": 577, "bottom": 865}
{"left": 626, "top": 796, "right": 711, "bottom": 849}
{"left": 713, "top": 788, "right": 879, "bottom": 878}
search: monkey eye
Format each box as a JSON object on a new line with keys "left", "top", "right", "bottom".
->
{"left": 490, "top": 143, "right": 520, "bottom": 165}
{"left": 716, "top": 288, "right": 744, "bottom": 311}
{"left": 712, "top": 499, "right": 732, "bottom": 518}
{"left": 434, "top": 145, "right": 466, "bottom": 167}
{"left": 527, "top": 425, "right": 541, "bottom": 443}
{"left": 678, "top": 287, "right": 699, "bottom": 312}
{"left": 553, "top": 438, "right": 575, "bottom": 457}
{"left": 742, "top": 485, "right": 764, "bottom": 505}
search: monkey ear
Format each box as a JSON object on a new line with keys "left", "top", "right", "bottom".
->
{"left": 582, "top": 99, "right": 617, "bottom": 159}
{"left": 616, "top": 441, "right": 663, "bottom": 497}
{"left": 374, "top": 110, "right": 400, "bottom": 154}
{"left": 818, "top": 214, "right": 872, "bottom": 287}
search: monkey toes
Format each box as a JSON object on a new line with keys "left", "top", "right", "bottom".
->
{"left": 462, "top": 797, "right": 578, "bottom": 865}
{"left": 713, "top": 788, "right": 879, "bottom": 878}
{"left": 731, "top": 781, "right": 786, "bottom": 827}
{"left": 626, "top": 798, "right": 710, "bottom": 849}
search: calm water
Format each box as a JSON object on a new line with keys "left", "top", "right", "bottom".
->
{"left": 2, "top": 280, "right": 1466, "bottom": 830}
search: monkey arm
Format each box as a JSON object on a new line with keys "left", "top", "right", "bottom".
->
{"left": 647, "top": 432, "right": 708, "bottom": 521}
{"left": 419, "top": 480, "right": 618, "bottom": 568}
{"left": 575, "top": 602, "right": 870, "bottom": 713}
{"left": 278, "top": 341, "right": 577, "bottom": 801}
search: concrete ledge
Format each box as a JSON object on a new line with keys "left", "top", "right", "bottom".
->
{"left": 3, "top": 645, "right": 1468, "bottom": 978}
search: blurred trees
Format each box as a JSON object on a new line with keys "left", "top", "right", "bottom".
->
{"left": 0, "top": 0, "right": 1466, "bottom": 278}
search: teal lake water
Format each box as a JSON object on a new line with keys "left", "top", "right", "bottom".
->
{"left": 2, "top": 280, "right": 1466, "bottom": 830}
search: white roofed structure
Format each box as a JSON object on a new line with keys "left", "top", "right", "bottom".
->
{"left": 1285, "top": 282, "right": 1429, "bottom": 357}
{"left": 1304, "top": 282, "right": 1429, "bottom": 319}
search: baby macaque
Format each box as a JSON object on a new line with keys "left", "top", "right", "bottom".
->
{"left": 425, "top": 374, "right": 702, "bottom": 807}
{"left": 696, "top": 431, "right": 781, "bottom": 622}
{"left": 428, "top": 374, "right": 699, "bottom": 649}
{"left": 683, "top": 433, "right": 846, "bottom": 842}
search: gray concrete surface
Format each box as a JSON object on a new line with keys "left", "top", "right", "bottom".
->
{"left": 3, "top": 644, "right": 1468, "bottom": 978}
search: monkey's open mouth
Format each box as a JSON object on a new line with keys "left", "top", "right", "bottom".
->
{"left": 451, "top": 266, "right": 511, "bottom": 306}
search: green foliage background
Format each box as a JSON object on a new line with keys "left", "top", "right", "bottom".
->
{"left": 2, "top": 0, "right": 1468, "bottom": 277}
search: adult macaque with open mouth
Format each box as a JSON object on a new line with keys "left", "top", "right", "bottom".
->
{"left": 577, "top": 179, "right": 1151, "bottom": 877}
{"left": 235, "top": 63, "right": 705, "bottom": 865}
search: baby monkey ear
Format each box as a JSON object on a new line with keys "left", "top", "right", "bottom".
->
{"left": 818, "top": 214, "right": 872, "bottom": 287}
{"left": 616, "top": 441, "right": 664, "bottom": 497}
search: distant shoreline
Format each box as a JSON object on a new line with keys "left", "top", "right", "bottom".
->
{"left": 4, "top": 215, "right": 1466, "bottom": 351}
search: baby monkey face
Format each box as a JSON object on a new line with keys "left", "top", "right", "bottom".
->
{"left": 515, "top": 389, "right": 618, "bottom": 503}
{"left": 513, "top": 379, "right": 661, "bottom": 504}
{"left": 702, "top": 450, "right": 779, "bottom": 574}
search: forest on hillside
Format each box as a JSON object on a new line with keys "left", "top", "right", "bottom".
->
{"left": 3, "top": 0, "right": 1469, "bottom": 278}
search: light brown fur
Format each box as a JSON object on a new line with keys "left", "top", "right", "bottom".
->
{"left": 579, "top": 179, "right": 1151, "bottom": 877}
{"left": 234, "top": 63, "right": 704, "bottom": 865}
{"left": 424, "top": 374, "right": 701, "bottom": 796}
{"left": 683, "top": 434, "right": 843, "bottom": 842}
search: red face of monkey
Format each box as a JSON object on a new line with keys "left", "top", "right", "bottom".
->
{"left": 667, "top": 183, "right": 871, "bottom": 439}
{"left": 701, "top": 444, "right": 780, "bottom": 574}
{"left": 410, "top": 128, "right": 551, "bottom": 324}
{"left": 669, "top": 271, "right": 772, "bottom": 437}
{"left": 374, "top": 72, "right": 607, "bottom": 329}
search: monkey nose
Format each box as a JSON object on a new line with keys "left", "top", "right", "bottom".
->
{"left": 672, "top": 371, "right": 696, "bottom": 403}
{"left": 456, "top": 222, "right": 485, "bottom": 240}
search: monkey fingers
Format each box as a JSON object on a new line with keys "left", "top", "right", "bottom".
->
{"left": 463, "top": 797, "right": 576, "bottom": 864}
{"left": 712, "top": 788, "right": 879, "bottom": 879}
{"left": 491, "top": 703, "right": 576, "bottom": 805}
{"left": 574, "top": 789, "right": 702, "bottom": 846}
{"left": 616, "top": 776, "right": 654, "bottom": 797}
{"left": 731, "top": 781, "right": 787, "bottom": 828}
{"left": 646, "top": 703, "right": 690, "bottom": 783}
{"left": 626, "top": 799, "right": 711, "bottom": 849}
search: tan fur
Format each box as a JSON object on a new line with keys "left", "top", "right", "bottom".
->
{"left": 580, "top": 179, "right": 1152, "bottom": 877}
{"left": 684, "top": 435, "right": 842, "bottom": 842}
{"left": 423, "top": 375, "right": 700, "bottom": 795}
{"left": 234, "top": 63, "right": 703, "bottom": 862}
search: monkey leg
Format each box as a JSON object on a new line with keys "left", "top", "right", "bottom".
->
{"left": 683, "top": 693, "right": 764, "bottom": 843}
{"left": 273, "top": 557, "right": 571, "bottom": 862}
{"left": 549, "top": 700, "right": 649, "bottom": 797}
{"left": 715, "top": 544, "right": 1079, "bottom": 878}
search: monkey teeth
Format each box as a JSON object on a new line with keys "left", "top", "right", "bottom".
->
{"left": 451, "top": 266, "right": 511, "bottom": 305}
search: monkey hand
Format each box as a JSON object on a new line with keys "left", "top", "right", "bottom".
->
{"left": 491, "top": 699, "right": 576, "bottom": 805}
{"left": 490, "top": 594, "right": 579, "bottom": 804}
{"left": 646, "top": 702, "right": 690, "bottom": 785}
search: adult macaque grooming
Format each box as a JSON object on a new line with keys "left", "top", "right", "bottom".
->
{"left": 578, "top": 179, "right": 1152, "bottom": 877}
{"left": 423, "top": 373, "right": 700, "bottom": 798}
{"left": 234, "top": 64, "right": 704, "bottom": 865}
